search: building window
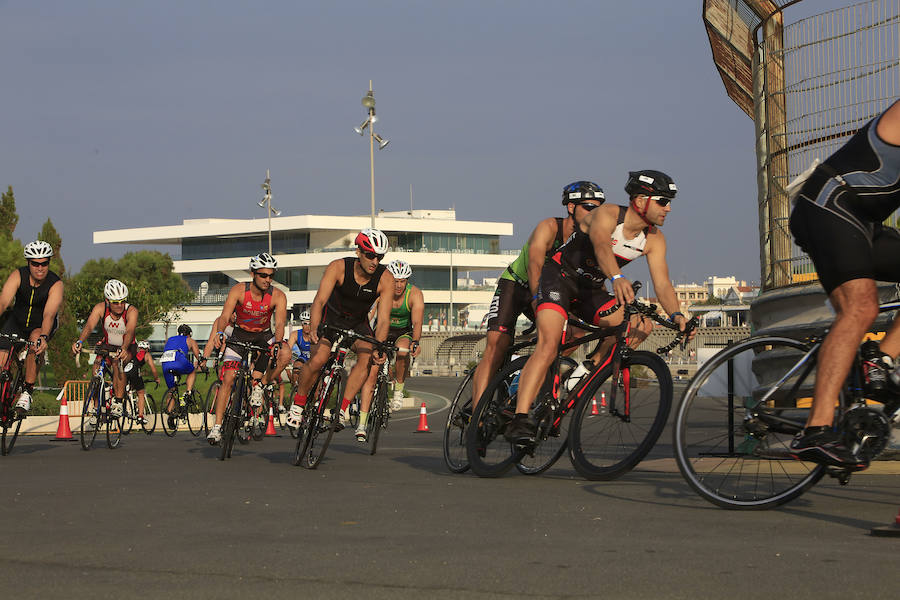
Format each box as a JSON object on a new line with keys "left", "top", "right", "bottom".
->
{"left": 182, "top": 232, "right": 310, "bottom": 260}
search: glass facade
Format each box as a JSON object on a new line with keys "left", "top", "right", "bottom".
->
{"left": 182, "top": 231, "right": 310, "bottom": 260}
{"left": 386, "top": 232, "right": 499, "bottom": 254}
{"left": 274, "top": 268, "right": 310, "bottom": 291}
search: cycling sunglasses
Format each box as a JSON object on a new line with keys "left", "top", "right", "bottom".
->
{"left": 255, "top": 271, "right": 275, "bottom": 279}
{"left": 649, "top": 196, "right": 672, "bottom": 207}
{"left": 29, "top": 260, "right": 50, "bottom": 267}
{"left": 576, "top": 202, "right": 601, "bottom": 211}
{"left": 362, "top": 251, "right": 385, "bottom": 261}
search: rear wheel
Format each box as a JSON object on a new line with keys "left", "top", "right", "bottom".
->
{"left": 443, "top": 370, "right": 474, "bottom": 474}
{"left": 568, "top": 351, "right": 672, "bottom": 480}
{"left": 186, "top": 390, "right": 203, "bottom": 437}
{"left": 80, "top": 378, "right": 102, "bottom": 451}
{"left": 140, "top": 393, "right": 157, "bottom": 435}
{"left": 204, "top": 380, "right": 222, "bottom": 434}
{"left": 516, "top": 356, "right": 577, "bottom": 475}
{"left": 121, "top": 393, "right": 136, "bottom": 435}
{"left": 298, "top": 369, "right": 346, "bottom": 469}
{"left": 161, "top": 388, "right": 178, "bottom": 437}
{"left": 0, "top": 366, "right": 25, "bottom": 456}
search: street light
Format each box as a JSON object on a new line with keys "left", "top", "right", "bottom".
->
{"left": 257, "top": 169, "right": 280, "bottom": 255}
{"left": 354, "top": 80, "right": 390, "bottom": 228}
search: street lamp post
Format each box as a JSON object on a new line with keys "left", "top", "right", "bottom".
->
{"left": 354, "top": 80, "right": 389, "bottom": 229}
{"left": 257, "top": 169, "right": 280, "bottom": 255}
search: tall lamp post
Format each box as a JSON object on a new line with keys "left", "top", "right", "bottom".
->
{"left": 257, "top": 169, "right": 281, "bottom": 255}
{"left": 354, "top": 80, "right": 390, "bottom": 228}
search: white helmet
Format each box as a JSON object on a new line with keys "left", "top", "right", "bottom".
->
{"left": 104, "top": 279, "right": 129, "bottom": 301}
{"left": 354, "top": 228, "right": 389, "bottom": 254}
{"left": 137, "top": 340, "right": 150, "bottom": 350}
{"left": 249, "top": 252, "right": 277, "bottom": 270}
{"left": 24, "top": 240, "right": 53, "bottom": 260}
{"left": 386, "top": 259, "right": 412, "bottom": 280}
{"left": 299, "top": 310, "right": 311, "bottom": 322}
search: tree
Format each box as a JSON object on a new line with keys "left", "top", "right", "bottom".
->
{"left": 0, "top": 186, "right": 19, "bottom": 241}
{"left": 38, "top": 218, "right": 65, "bottom": 278}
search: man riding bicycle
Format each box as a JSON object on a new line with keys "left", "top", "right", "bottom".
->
{"left": 788, "top": 99, "right": 900, "bottom": 468}
{"left": 125, "top": 340, "right": 160, "bottom": 424}
{"left": 0, "top": 241, "right": 64, "bottom": 414}
{"left": 161, "top": 324, "right": 203, "bottom": 429}
{"left": 72, "top": 279, "right": 138, "bottom": 419}
{"left": 285, "top": 228, "right": 394, "bottom": 441}
{"left": 207, "top": 253, "right": 289, "bottom": 445}
{"left": 505, "top": 170, "right": 694, "bottom": 444}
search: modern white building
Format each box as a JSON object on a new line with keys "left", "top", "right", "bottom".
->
{"left": 94, "top": 209, "right": 515, "bottom": 340}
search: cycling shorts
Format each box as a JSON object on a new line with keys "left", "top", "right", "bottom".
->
{"left": 125, "top": 360, "right": 145, "bottom": 392}
{"left": 224, "top": 327, "right": 273, "bottom": 373}
{"left": 535, "top": 260, "right": 617, "bottom": 325}
{"left": 0, "top": 313, "right": 58, "bottom": 350}
{"left": 161, "top": 352, "right": 194, "bottom": 390}
{"left": 484, "top": 277, "right": 534, "bottom": 337}
{"left": 387, "top": 326, "right": 413, "bottom": 345}
{"left": 789, "top": 198, "right": 900, "bottom": 294}
{"left": 318, "top": 312, "right": 375, "bottom": 343}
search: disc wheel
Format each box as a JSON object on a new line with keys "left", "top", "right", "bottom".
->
{"left": 673, "top": 336, "right": 826, "bottom": 509}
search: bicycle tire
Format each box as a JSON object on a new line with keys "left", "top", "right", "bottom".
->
{"left": 368, "top": 382, "right": 389, "bottom": 455}
{"left": 121, "top": 393, "right": 136, "bottom": 436}
{"left": 442, "top": 370, "right": 474, "bottom": 473}
{"left": 298, "top": 368, "right": 346, "bottom": 469}
{"left": 568, "top": 351, "right": 672, "bottom": 480}
{"left": 141, "top": 393, "right": 157, "bottom": 435}
{"left": 465, "top": 356, "right": 528, "bottom": 478}
{"left": 516, "top": 356, "right": 578, "bottom": 475}
{"left": 186, "top": 390, "right": 203, "bottom": 437}
{"left": 249, "top": 394, "right": 266, "bottom": 441}
{"left": 161, "top": 388, "right": 178, "bottom": 437}
{"left": 286, "top": 382, "right": 301, "bottom": 438}
{"left": 81, "top": 378, "right": 103, "bottom": 451}
{"left": 673, "top": 336, "right": 826, "bottom": 509}
{"left": 205, "top": 380, "right": 222, "bottom": 434}
{"left": 220, "top": 377, "right": 244, "bottom": 460}
{"left": 106, "top": 410, "right": 123, "bottom": 449}
{"left": 1, "top": 366, "right": 25, "bottom": 456}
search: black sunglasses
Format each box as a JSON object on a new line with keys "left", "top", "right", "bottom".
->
{"left": 576, "top": 202, "right": 600, "bottom": 211}
{"left": 29, "top": 260, "right": 50, "bottom": 267}
{"left": 649, "top": 196, "right": 672, "bottom": 207}
{"left": 255, "top": 272, "right": 274, "bottom": 279}
{"left": 362, "top": 251, "right": 385, "bottom": 261}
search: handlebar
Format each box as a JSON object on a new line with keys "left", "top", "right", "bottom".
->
{"left": 319, "top": 324, "right": 398, "bottom": 358}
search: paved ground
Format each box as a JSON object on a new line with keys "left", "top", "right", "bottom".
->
{"left": 2, "top": 377, "right": 898, "bottom": 599}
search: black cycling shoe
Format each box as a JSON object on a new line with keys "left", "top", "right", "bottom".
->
{"left": 503, "top": 414, "right": 536, "bottom": 445}
{"left": 790, "top": 426, "right": 868, "bottom": 470}
{"left": 167, "top": 415, "right": 176, "bottom": 430}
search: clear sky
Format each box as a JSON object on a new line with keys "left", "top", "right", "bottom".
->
{"left": 1, "top": 0, "right": 848, "bottom": 290}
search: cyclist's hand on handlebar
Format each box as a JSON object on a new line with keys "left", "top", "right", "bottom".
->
{"left": 372, "top": 348, "right": 387, "bottom": 365}
{"left": 71, "top": 340, "right": 83, "bottom": 355}
{"left": 411, "top": 341, "right": 421, "bottom": 358}
{"left": 213, "top": 332, "right": 225, "bottom": 350}
{"left": 612, "top": 276, "right": 635, "bottom": 306}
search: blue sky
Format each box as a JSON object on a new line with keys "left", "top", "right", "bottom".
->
{"left": 1, "top": 0, "right": 848, "bottom": 289}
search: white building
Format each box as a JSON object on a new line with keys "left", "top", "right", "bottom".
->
{"left": 94, "top": 209, "right": 515, "bottom": 341}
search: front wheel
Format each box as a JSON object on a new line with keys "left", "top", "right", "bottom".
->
{"left": 186, "top": 390, "right": 203, "bottom": 437}
{"left": 673, "top": 336, "right": 826, "bottom": 509}
{"left": 443, "top": 370, "right": 474, "bottom": 474}
{"left": 568, "top": 351, "right": 672, "bottom": 480}
{"left": 368, "top": 383, "right": 389, "bottom": 456}
{"left": 1, "top": 370, "right": 25, "bottom": 455}
{"left": 140, "top": 393, "right": 157, "bottom": 435}
{"left": 106, "top": 411, "right": 123, "bottom": 449}
{"left": 297, "top": 369, "right": 346, "bottom": 469}
{"left": 81, "top": 379, "right": 102, "bottom": 451}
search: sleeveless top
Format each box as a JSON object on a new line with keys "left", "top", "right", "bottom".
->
{"left": 553, "top": 206, "right": 650, "bottom": 286}
{"left": 102, "top": 302, "right": 131, "bottom": 347}
{"left": 389, "top": 283, "right": 413, "bottom": 329}
{"left": 325, "top": 257, "right": 386, "bottom": 320}
{"left": 163, "top": 334, "right": 190, "bottom": 355}
{"left": 233, "top": 282, "right": 274, "bottom": 333}
{"left": 501, "top": 218, "right": 565, "bottom": 287}
{"left": 12, "top": 266, "right": 61, "bottom": 328}
{"left": 291, "top": 329, "right": 311, "bottom": 362}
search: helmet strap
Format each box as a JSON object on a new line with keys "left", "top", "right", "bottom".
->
{"left": 631, "top": 197, "right": 653, "bottom": 227}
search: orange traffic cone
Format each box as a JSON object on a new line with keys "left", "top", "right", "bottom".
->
{"left": 414, "top": 402, "right": 431, "bottom": 433}
{"left": 871, "top": 507, "right": 900, "bottom": 537}
{"left": 600, "top": 391, "right": 608, "bottom": 410}
{"left": 265, "top": 405, "right": 279, "bottom": 436}
{"left": 590, "top": 397, "right": 600, "bottom": 416}
{"left": 52, "top": 388, "right": 75, "bottom": 441}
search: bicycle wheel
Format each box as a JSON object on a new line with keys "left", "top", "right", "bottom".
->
{"left": 80, "top": 379, "right": 102, "bottom": 451}
{"left": 673, "top": 336, "right": 826, "bottom": 509}
{"left": 220, "top": 378, "right": 244, "bottom": 460}
{"left": 140, "top": 393, "right": 157, "bottom": 435}
{"left": 249, "top": 393, "right": 266, "bottom": 441}
{"left": 106, "top": 411, "right": 123, "bottom": 449}
{"left": 121, "top": 394, "right": 136, "bottom": 435}
{"left": 465, "top": 356, "right": 528, "bottom": 478}
{"left": 348, "top": 397, "right": 360, "bottom": 429}
{"left": 186, "top": 390, "right": 203, "bottom": 437}
{"left": 298, "top": 369, "right": 346, "bottom": 469}
{"left": 161, "top": 388, "right": 178, "bottom": 437}
{"left": 443, "top": 370, "right": 474, "bottom": 473}
{"left": 205, "top": 380, "right": 222, "bottom": 434}
{"left": 516, "top": 356, "right": 577, "bottom": 475}
{"left": 368, "top": 382, "right": 389, "bottom": 456}
{"left": 1, "top": 368, "right": 25, "bottom": 456}
{"left": 568, "top": 351, "right": 672, "bottom": 480}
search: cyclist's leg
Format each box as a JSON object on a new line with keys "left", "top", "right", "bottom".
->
{"left": 472, "top": 278, "right": 528, "bottom": 406}
{"left": 162, "top": 367, "right": 177, "bottom": 411}
{"left": 213, "top": 366, "right": 237, "bottom": 425}
{"left": 871, "top": 226, "right": 900, "bottom": 358}
{"left": 348, "top": 342, "right": 374, "bottom": 414}
{"left": 513, "top": 307, "right": 565, "bottom": 416}
{"left": 471, "top": 331, "right": 512, "bottom": 407}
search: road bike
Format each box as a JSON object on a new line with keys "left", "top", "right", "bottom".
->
{"left": 673, "top": 299, "right": 900, "bottom": 509}
{"left": 219, "top": 339, "right": 274, "bottom": 460}
{"left": 120, "top": 371, "right": 157, "bottom": 435}
{"left": 362, "top": 343, "right": 398, "bottom": 455}
{"left": 466, "top": 285, "right": 694, "bottom": 479}
{"left": 161, "top": 372, "right": 204, "bottom": 437}
{"left": 80, "top": 344, "right": 125, "bottom": 450}
{"left": 292, "top": 325, "right": 395, "bottom": 469}
{"left": 0, "top": 333, "right": 34, "bottom": 455}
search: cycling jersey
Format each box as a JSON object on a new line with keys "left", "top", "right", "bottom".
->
{"left": 10, "top": 266, "right": 61, "bottom": 330}
{"left": 102, "top": 302, "right": 132, "bottom": 347}
{"left": 291, "top": 329, "right": 311, "bottom": 363}
{"left": 389, "top": 283, "right": 413, "bottom": 329}
{"left": 322, "top": 257, "right": 386, "bottom": 330}
{"left": 500, "top": 218, "right": 565, "bottom": 287}
{"left": 233, "top": 283, "right": 274, "bottom": 333}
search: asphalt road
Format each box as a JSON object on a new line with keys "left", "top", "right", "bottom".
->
{"left": 2, "top": 376, "right": 898, "bottom": 599}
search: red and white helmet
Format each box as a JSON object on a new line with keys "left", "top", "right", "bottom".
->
{"left": 354, "top": 228, "right": 389, "bottom": 254}
{"left": 386, "top": 259, "right": 412, "bottom": 280}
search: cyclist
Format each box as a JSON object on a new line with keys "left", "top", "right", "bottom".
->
{"left": 788, "top": 99, "right": 900, "bottom": 468}
{"left": 285, "top": 228, "right": 394, "bottom": 440}
{"left": 505, "top": 170, "right": 694, "bottom": 444}
{"left": 207, "top": 253, "right": 288, "bottom": 444}
{"left": 161, "top": 324, "right": 204, "bottom": 428}
{"left": 72, "top": 279, "right": 138, "bottom": 418}
{"left": 283, "top": 310, "right": 312, "bottom": 409}
{"left": 470, "top": 181, "right": 594, "bottom": 417}
{"left": 0, "top": 241, "right": 64, "bottom": 414}
{"left": 125, "top": 340, "right": 160, "bottom": 424}
{"left": 368, "top": 259, "right": 423, "bottom": 414}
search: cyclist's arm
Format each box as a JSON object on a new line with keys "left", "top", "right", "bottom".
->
{"left": 73, "top": 303, "right": 104, "bottom": 353}
{"left": 309, "top": 260, "right": 342, "bottom": 344}
{"left": 146, "top": 355, "right": 159, "bottom": 380}
{"left": 645, "top": 231, "right": 690, "bottom": 334}
{"left": 0, "top": 269, "right": 21, "bottom": 315}
{"left": 588, "top": 208, "right": 634, "bottom": 305}
{"left": 373, "top": 270, "right": 395, "bottom": 344}
{"left": 409, "top": 285, "right": 425, "bottom": 356}
{"left": 214, "top": 286, "right": 243, "bottom": 347}
{"left": 203, "top": 315, "right": 224, "bottom": 357}
{"left": 526, "top": 217, "right": 560, "bottom": 297}
{"left": 271, "top": 288, "right": 287, "bottom": 344}
{"left": 119, "top": 306, "right": 138, "bottom": 358}
{"left": 41, "top": 280, "right": 64, "bottom": 336}
{"left": 187, "top": 337, "right": 202, "bottom": 362}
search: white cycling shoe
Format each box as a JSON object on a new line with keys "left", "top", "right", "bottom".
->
{"left": 286, "top": 404, "right": 304, "bottom": 428}
{"left": 250, "top": 385, "right": 264, "bottom": 407}
{"left": 15, "top": 391, "right": 32, "bottom": 413}
{"left": 110, "top": 400, "right": 124, "bottom": 417}
{"left": 207, "top": 424, "right": 222, "bottom": 445}
{"left": 390, "top": 390, "right": 403, "bottom": 412}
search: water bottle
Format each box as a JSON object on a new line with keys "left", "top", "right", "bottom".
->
{"left": 508, "top": 372, "right": 521, "bottom": 396}
{"left": 861, "top": 340, "right": 888, "bottom": 392}
{"left": 564, "top": 361, "right": 592, "bottom": 393}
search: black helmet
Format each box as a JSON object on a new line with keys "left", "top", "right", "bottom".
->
{"left": 624, "top": 170, "right": 677, "bottom": 199}
{"left": 561, "top": 181, "right": 605, "bottom": 205}
{"left": 177, "top": 324, "right": 192, "bottom": 337}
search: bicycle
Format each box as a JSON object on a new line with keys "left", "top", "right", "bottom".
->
{"left": 80, "top": 344, "right": 126, "bottom": 451}
{"left": 219, "top": 339, "right": 275, "bottom": 460}
{"left": 0, "top": 333, "right": 35, "bottom": 456}
{"left": 120, "top": 373, "right": 158, "bottom": 435}
{"left": 363, "top": 342, "right": 399, "bottom": 455}
{"left": 291, "top": 325, "right": 395, "bottom": 469}
{"left": 673, "top": 299, "right": 900, "bottom": 510}
{"left": 160, "top": 371, "right": 204, "bottom": 437}
{"left": 466, "top": 286, "right": 694, "bottom": 479}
